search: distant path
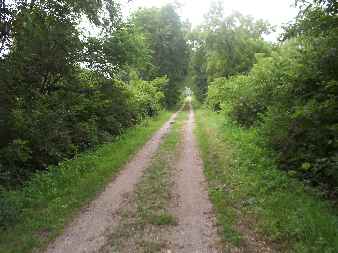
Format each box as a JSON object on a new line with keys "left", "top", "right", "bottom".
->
{"left": 168, "top": 101, "right": 222, "bottom": 252}
{"left": 45, "top": 112, "right": 178, "bottom": 253}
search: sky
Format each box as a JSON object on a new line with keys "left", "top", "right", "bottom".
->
{"left": 120, "top": 0, "right": 299, "bottom": 41}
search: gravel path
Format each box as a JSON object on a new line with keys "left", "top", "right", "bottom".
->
{"left": 44, "top": 104, "right": 223, "bottom": 253}
{"left": 168, "top": 102, "right": 222, "bottom": 253}
{"left": 45, "top": 113, "right": 178, "bottom": 253}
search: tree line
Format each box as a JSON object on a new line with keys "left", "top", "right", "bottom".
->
{"left": 1, "top": 0, "right": 337, "bottom": 198}
{"left": 190, "top": 0, "right": 337, "bottom": 197}
{"left": 0, "top": 0, "right": 189, "bottom": 188}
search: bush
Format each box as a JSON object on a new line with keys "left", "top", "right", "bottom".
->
{"left": 0, "top": 71, "right": 165, "bottom": 188}
{"left": 207, "top": 12, "right": 338, "bottom": 194}
{"left": 260, "top": 100, "right": 338, "bottom": 194}
{"left": 129, "top": 74, "right": 167, "bottom": 119}
{"left": 0, "top": 188, "right": 22, "bottom": 229}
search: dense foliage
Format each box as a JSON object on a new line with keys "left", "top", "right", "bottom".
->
{"left": 132, "top": 4, "right": 190, "bottom": 107}
{"left": 195, "top": 109, "right": 338, "bottom": 252}
{"left": 188, "top": 1, "right": 271, "bottom": 102}
{"left": 205, "top": 0, "right": 338, "bottom": 196}
{"left": 0, "top": 0, "right": 187, "bottom": 188}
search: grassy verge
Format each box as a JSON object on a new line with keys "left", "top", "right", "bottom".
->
{"left": 195, "top": 109, "right": 338, "bottom": 253}
{"left": 0, "top": 111, "right": 172, "bottom": 253}
{"left": 102, "top": 110, "right": 187, "bottom": 253}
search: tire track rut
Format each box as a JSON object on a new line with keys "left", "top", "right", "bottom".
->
{"left": 45, "top": 112, "right": 178, "bottom": 253}
{"left": 168, "top": 102, "right": 222, "bottom": 253}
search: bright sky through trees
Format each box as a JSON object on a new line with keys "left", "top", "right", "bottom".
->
{"left": 121, "top": 0, "right": 298, "bottom": 41}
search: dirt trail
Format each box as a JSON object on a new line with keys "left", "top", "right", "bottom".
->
{"left": 45, "top": 112, "right": 178, "bottom": 253}
{"left": 168, "top": 102, "right": 222, "bottom": 253}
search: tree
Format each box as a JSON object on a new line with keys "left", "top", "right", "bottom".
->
{"left": 205, "top": 0, "right": 338, "bottom": 193}
{"left": 204, "top": 10, "right": 272, "bottom": 80}
{"left": 187, "top": 30, "right": 208, "bottom": 102}
{"left": 0, "top": 0, "right": 165, "bottom": 187}
{"left": 131, "top": 4, "right": 189, "bottom": 107}
{"left": 188, "top": 2, "right": 272, "bottom": 102}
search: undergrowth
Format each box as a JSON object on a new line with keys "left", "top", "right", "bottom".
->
{"left": 0, "top": 111, "right": 172, "bottom": 253}
{"left": 195, "top": 109, "right": 338, "bottom": 253}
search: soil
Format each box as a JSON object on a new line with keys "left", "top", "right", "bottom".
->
{"left": 45, "top": 102, "right": 273, "bottom": 253}
{"left": 45, "top": 113, "right": 178, "bottom": 253}
{"left": 167, "top": 103, "right": 222, "bottom": 253}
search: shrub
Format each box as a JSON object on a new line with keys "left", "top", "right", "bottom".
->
{"left": 0, "top": 72, "right": 165, "bottom": 188}
{"left": 130, "top": 75, "right": 167, "bottom": 119}
{"left": 0, "top": 188, "right": 22, "bottom": 229}
{"left": 207, "top": 22, "right": 338, "bottom": 193}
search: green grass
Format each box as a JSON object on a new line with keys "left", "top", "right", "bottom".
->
{"left": 0, "top": 111, "right": 172, "bottom": 253}
{"left": 195, "top": 109, "right": 338, "bottom": 253}
{"left": 104, "top": 110, "right": 187, "bottom": 253}
{"left": 136, "top": 112, "right": 186, "bottom": 225}
{"left": 148, "top": 213, "right": 177, "bottom": 226}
